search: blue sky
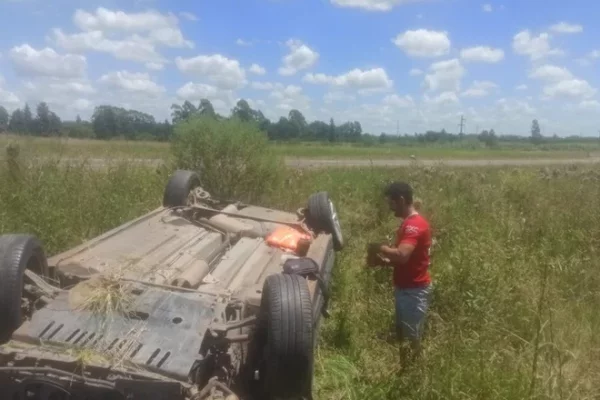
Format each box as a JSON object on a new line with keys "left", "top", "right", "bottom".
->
{"left": 0, "top": 0, "right": 598, "bottom": 136}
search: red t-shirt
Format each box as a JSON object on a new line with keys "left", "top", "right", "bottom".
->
{"left": 393, "top": 213, "right": 432, "bottom": 289}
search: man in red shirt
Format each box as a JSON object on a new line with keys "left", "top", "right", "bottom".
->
{"left": 368, "top": 181, "right": 432, "bottom": 366}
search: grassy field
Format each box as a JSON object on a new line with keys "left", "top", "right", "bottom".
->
{"left": 2, "top": 134, "right": 599, "bottom": 161}
{"left": 2, "top": 147, "right": 599, "bottom": 399}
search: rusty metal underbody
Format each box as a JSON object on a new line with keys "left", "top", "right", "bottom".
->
{"left": 0, "top": 202, "right": 335, "bottom": 399}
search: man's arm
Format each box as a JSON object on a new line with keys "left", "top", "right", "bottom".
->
{"left": 378, "top": 243, "right": 415, "bottom": 265}
{"left": 377, "top": 221, "right": 422, "bottom": 265}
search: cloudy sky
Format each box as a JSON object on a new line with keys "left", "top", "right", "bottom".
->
{"left": 0, "top": 0, "right": 598, "bottom": 136}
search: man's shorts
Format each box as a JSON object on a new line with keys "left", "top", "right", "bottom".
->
{"left": 394, "top": 284, "right": 432, "bottom": 341}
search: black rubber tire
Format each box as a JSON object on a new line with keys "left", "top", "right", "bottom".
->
{"left": 257, "top": 273, "right": 314, "bottom": 400}
{"left": 162, "top": 169, "right": 202, "bottom": 208}
{"left": 307, "top": 191, "right": 344, "bottom": 251}
{"left": 0, "top": 234, "right": 49, "bottom": 343}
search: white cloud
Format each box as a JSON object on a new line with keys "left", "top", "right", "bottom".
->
{"left": 409, "top": 68, "right": 423, "bottom": 76}
{"left": 482, "top": 3, "right": 492, "bottom": 12}
{"left": 51, "top": 29, "right": 167, "bottom": 65}
{"left": 543, "top": 79, "right": 597, "bottom": 99}
{"left": 423, "top": 59, "right": 465, "bottom": 92}
{"left": 329, "top": 0, "right": 424, "bottom": 11}
{"left": 176, "top": 54, "right": 247, "bottom": 90}
{"left": 589, "top": 50, "right": 600, "bottom": 59}
{"left": 529, "top": 64, "right": 573, "bottom": 82}
{"left": 382, "top": 94, "right": 414, "bottom": 108}
{"left": 392, "top": 29, "right": 450, "bottom": 58}
{"left": 304, "top": 67, "right": 393, "bottom": 94}
{"left": 251, "top": 81, "right": 280, "bottom": 91}
{"left": 9, "top": 44, "right": 87, "bottom": 78}
{"left": 424, "top": 91, "right": 460, "bottom": 105}
{"left": 278, "top": 39, "right": 319, "bottom": 76}
{"left": 0, "top": 78, "right": 20, "bottom": 107}
{"left": 579, "top": 100, "right": 600, "bottom": 110}
{"left": 236, "top": 38, "right": 253, "bottom": 47}
{"left": 268, "top": 84, "right": 310, "bottom": 112}
{"left": 549, "top": 22, "right": 583, "bottom": 34}
{"left": 48, "top": 80, "right": 95, "bottom": 95}
{"left": 324, "top": 91, "right": 356, "bottom": 104}
{"left": 460, "top": 46, "right": 504, "bottom": 63}
{"left": 74, "top": 7, "right": 193, "bottom": 48}
{"left": 516, "top": 84, "right": 528, "bottom": 90}
{"left": 461, "top": 80, "right": 497, "bottom": 98}
{"left": 512, "top": 30, "right": 563, "bottom": 60}
{"left": 249, "top": 63, "right": 266, "bottom": 75}
{"left": 145, "top": 62, "right": 165, "bottom": 71}
{"left": 75, "top": 7, "right": 171, "bottom": 33}
{"left": 99, "top": 71, "right": 165, "bottom": 96}
{"left": 179, "top": 12, "right": 198, "bottom": 22}
{"left": 176, "top": 82, "right": 220, "bottom": 100}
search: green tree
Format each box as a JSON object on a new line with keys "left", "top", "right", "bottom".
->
{"left": 171, "top": 115, "right": 284, "bottom": 203}
{"left": 23, "top": 103, "right": 33, "bottom": 134}
{"left": 328, "top": 118, "right": 336, "bottom": 143}
{"left": 35, "top": 102, "right": 51, "bottom": 135}
{"left": 171, "top": 101, "right": 197, "bottom": 124}
{"left": 0, "top": 106, "right": 9, "bottom": 132}
{"left": 8, "top": 109, "right": 26, "bottom": 133}
{"left": 198, "top": 99, "right": 217, "bottom": 118}
{"left": 531, "top": 119, "right": 542, "bottom": 144}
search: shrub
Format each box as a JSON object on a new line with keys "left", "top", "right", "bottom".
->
{"left": 171, "top": 116, "right": 285, "bottom": 203}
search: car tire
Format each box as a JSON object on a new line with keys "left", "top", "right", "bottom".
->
{"left": 0, "top": 234, "right": 49, "bottom": 343}
{"left": 162, "top": 169, "right": 202, "bottom": 208}
{"left": 306, "top": 191, "right": 344, "bottom": 251}
{"left": 257, "top": 273, "right": 314, "bottom": 400}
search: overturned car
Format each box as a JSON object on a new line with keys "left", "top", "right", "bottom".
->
{"left": 0, "top": 169, "right": 344, "bottom": 400}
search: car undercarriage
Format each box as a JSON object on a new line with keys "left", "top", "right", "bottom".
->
{"left": 0, "top": 170, "right": 345, "bottom": 400}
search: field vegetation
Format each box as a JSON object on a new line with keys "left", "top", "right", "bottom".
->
{"left": 1, "top": 115, "right": 599, "bottom": 399}
{"left": 1, "top": 133, "right": 598, "bottom": 163}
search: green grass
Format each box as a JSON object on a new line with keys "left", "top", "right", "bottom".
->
{"left": 2, "top": 152, "right": 600, "bottom": 399}
{"left": 2, "top": 134, "right": 598, "bottom": 162}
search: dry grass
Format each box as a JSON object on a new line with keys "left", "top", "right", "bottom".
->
{"left": 2, "top": 142, "right": 600, "bottom": 399}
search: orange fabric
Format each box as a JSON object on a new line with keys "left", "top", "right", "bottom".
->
{"left": 266, "top": 226, "right": 311, "bottom": 253}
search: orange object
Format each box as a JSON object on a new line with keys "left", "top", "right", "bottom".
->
{"left": 266, "top": 226, "right": 312, "bottom": 254}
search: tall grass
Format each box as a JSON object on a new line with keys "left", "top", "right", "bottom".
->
{"left": 1, "top": 146, "right": 600, "bottom": 399}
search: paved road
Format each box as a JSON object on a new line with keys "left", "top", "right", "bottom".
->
{"left": 8, "top": 156, "right": 600, "bottom": 169}
{"left": 286, "top": 157, "right": 600, "bottom": 168}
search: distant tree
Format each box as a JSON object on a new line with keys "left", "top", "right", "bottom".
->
{"left": 76, "top": 114, "right": 82, "bottom": 124}
{"left": 171, "top": 101, "right": 197, "bottom": 124}
{"left": 35, "top": 102, "right": 51, "bottom": 135}
{"left": 8, "top": 109, "right": 26, "bottom": 133}
{"left": 0, "top": 106, "right": 9, "bottom": 132}
{"left": 531, "top": 119, "right": 542, "bottom": 144}
{"left": 231, "top": 99, "right": 254, "bottom": 122}
{"left": 328, "top": 118, "right": 336, "bottom": 143}
{"left": 23, "top": 103, "right": 33, "bottom": 134}
{"left": 197, "top": 99, "right": 217, "bottom": 118}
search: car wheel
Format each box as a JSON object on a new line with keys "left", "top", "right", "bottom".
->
{"left": 306, "top": 191, "right": 344, "bottom": 251}
{"left": 256, "top": 273, "right": 314, "bottom": 400}
{"left": 0, "top": 234, "right": 49, "bottom": 343}
{"left": 162, "top": 169, "right": 202, "bottom": 208}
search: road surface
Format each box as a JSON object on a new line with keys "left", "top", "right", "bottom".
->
{"left": 6, "top": 156, "right": 600, "bottom": 169}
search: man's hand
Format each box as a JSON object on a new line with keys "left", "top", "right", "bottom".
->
{"left": 367, "top": 242, "right": 384, "bottom": 256}
{"left": 366, "top": 242, "right": 390, "bottom": 267}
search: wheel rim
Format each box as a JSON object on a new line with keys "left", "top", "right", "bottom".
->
{"left": 328, "top": 200, "right": 343, "bottom": 246}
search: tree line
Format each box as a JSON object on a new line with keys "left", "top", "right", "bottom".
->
{"left": 0, "top": 99, "right": 597, "bottom": 146}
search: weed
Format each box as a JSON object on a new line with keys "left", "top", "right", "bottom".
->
{"left": 1, "top": 151, "right": 600, "bottom": 399}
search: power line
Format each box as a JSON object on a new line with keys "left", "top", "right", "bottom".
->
{"left": 458, "top": 115, "right": 466, "bottom": 135}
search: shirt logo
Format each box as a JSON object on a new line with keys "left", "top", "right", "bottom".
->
{"left": 405, "top": 225, "right": 419, "bottom": 234}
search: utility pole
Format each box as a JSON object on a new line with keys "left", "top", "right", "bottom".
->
{"left": 458, "top": 115, "right": 466, "bottom": 136}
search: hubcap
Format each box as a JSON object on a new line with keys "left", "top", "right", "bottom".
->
{"left": 328, "top": 200, "right": 343, "bottom": 245}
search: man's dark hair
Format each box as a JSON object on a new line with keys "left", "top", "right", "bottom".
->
{"left": 384, "top": 181, "right": 413, "bottom": 204}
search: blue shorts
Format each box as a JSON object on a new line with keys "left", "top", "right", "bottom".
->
{"left": 394, "top": 285, "right": 432, "bottom": 341}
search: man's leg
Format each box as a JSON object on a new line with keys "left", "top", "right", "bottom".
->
{"left": 395, "top": 285, "right": 432, "bottom": 367}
